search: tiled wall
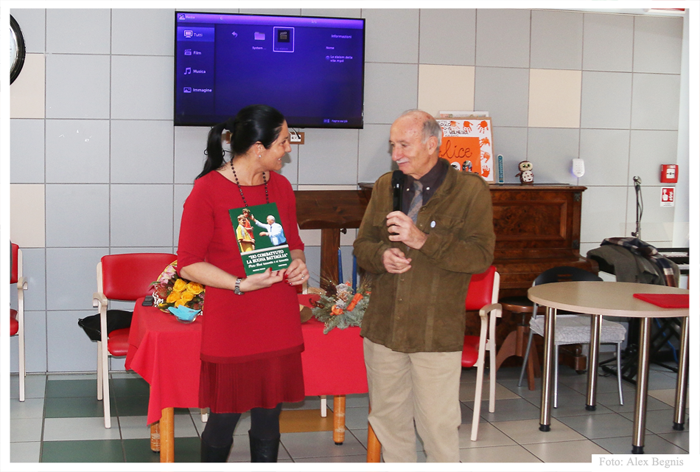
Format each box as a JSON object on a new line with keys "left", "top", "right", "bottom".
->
{"left": 9, "top": 8, "right": 687, "bottom": 373}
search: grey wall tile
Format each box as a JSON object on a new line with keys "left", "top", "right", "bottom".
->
{"left": 112, "top": 9, "right": 174, "bottom": 56}
{"left": 358, "top": 124, "right": 393, "bottom": 184}
{"left": 475, "top": 9, "right": 530, "bottom": 68}
{"left": 46, "top": 247, "right": 108, "bottom": 310}
{"left": 111, "top": 55, "right": 174, "bottom": 120}
{"left": 580, "top": 71, "right": 632, "bottom": 129}
{"left": 530, "top": 10, "right": 583, "bottom": 70}
{"left": 174, "top": 184, "right": 194, "bottom": 246}
{"left": 278, "top": 146, "right": 299, "bottom": 186}
{"left": 11, "top": 310, "right": 48, "bottom": 373}
{"left": 526, "top": 128, "right": 580, "bottom": 185}
{"left": 419, "top": 9, "right": 476, "bottom": 66}
{"left": 631, "top": 73, "right": 681, "bottom": 130}
{"left": 629, "top": 130, "right": 679, "bottom": 185}
{"left": 111, "top": 121, "right": 174, "bottom": 184}
{"left": 626, "top": 187, "right": 675, "bottom": 244}
{"left": 110, "top": 185, "right": 174, "bottom": 247}
{"left": 46, "top": 120, "right": 110, "bottom": 183}
{"left": 10, "top": 119, "right": 45, "bottom": 183}
{"left": 491, "top": 126, "right": 528, "bottom": 183}
{"left": 11, "top": 9, "right": 46, "bottom": 54}
{"left": 633, "top": 16, "right": 683, "bottom": 74}
{"left": 174, "top": 126, "right": 209, "bottom": 183}
{"left": 15, "top": 248, "right": 47, "bottom": 312}
{"left": 582, "top": 13, "right": 634, "bottom": 72}
{"left": 363, "top": 9, "right": 419, "bottom": 64}
{"left": 298, "top": 129, "right": 359, "bottom": 185}
{"left": 363, "top": 63, "right": 418, "bottom": 125}
{"left": 47, "top": 310, "right": 99, "bottom": 372}
{"left": 578, "top": 129, "right": 630, "bottom": 186}
{"left": 46, "top": 9, "right": 111, "bottom": 54}
{"left": 45, "top": 185, "right": 110, "bottom": 247}
{"left": 580, "top": 186, "right": 628, "bottom": 244}
{"left": 46, "top": 55, "right": 111, "bottom": 119}
{"left": 474, "top": 67, "right": 530, "bottom": 127}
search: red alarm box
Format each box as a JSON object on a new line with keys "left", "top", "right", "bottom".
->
{"left": 660, "top": 164, "right": 678, "bottom": 183}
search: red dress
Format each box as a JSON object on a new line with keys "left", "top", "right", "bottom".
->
{"left": 177, "top": 170, "right": 305, "bottom": 413}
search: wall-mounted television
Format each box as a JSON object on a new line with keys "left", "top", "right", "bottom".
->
{"left": 174, "top": 12, "right": 365, "bottom": 129}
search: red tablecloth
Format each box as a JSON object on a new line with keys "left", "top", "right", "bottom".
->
{"left": 125, "top": 298, "right": 367, "bottom": 425}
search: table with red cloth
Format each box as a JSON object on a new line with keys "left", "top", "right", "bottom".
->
{"left": 125, "top": 297, "right": 378, "bottom": 462}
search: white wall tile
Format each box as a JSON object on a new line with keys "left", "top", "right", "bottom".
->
{"left": 45, "top": 185, "right": 110, "bottom": 247}
{"left": 174, "top": 126, "right": 209, "bottom": 183}
{"left": 526, "top": 128, "right": 580, "bottom": 185}
{"left": 419, "top": 9, "right": 476, "bottom": 66}
{"left": 46, "top": 120, "right": 110, "bottom": 183}
{"left": 628, "top": 130, "right": 679, "bottom": 185}
{"left": 580, "top": 186, "right": 629, "bottom": 244}
{"left": 111, "top": 121, "right": 174, "bottom": 184}
{"left": 491, "top": 127, "right": 528, "bottom": 183}
{"left": 10, "top": 9, "right": 46, "bottom": 54}
{"left": 580, "top": 71, "right": 633, "bottom": 129}
{"left": 11, "top": 119, "right": 45, "bottom": 183}
{"left": 363, "top": 63, "right": 418, "bottom": 125}
{"left": 578, "top": 129, "right": 630, "bottom": 186}
{"left": 46, "top": 9, "right": 111, "bottom": 54}
{"left": 13, "top": 248, "right": 47, "bottom": 312}
{"left": 112, "top": 9, "right": 174, "bottom": 56}
{"left": 47, "top": 310, "right": 100, "bottom": 372}
{"left": 110, "top": 185, "right": 174, "bottom": 247}
{"left": 46, "top": 248, "right": 108, "bottom": 311}
{"left": 582, "top": 13, "right": 634, "bottom": 72}
{"left": 474, "top": 67, "right": 530, "bottom": 127}
{"left": 630, "top": 73, "right": 681, "bottom": 130}
{"left": 358, "top": 124, "right": 393, "bottom": 184}
{"left": 46, "top": 55, "right": 110, "bottom": 119}
{"left": 530, "top": 10, "right": 583, "bottom": 70}
{"left": 298, "top": 129, "right": 359, "bottom": 185}
{"left": 110, "top": 55, "right": 174, "bottom": 120}
{"left": 475, "top": 9, "right": 530, "bottom": 68}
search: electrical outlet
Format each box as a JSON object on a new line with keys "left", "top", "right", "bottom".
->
{"left": 290, "top": 131, "right": 305, "bottom": 144}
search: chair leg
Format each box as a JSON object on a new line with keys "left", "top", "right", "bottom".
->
{"left": 518, "top": 331, "right": 535, "bottom": 387}
{"left": 471, "top": 361, "right": 484, "bottom": 441}
{"left": 96, "top": 342, "right": 103, "bottom": 401}
{"left": 19, "top": 325, "right": 26, "bottom": 402}
{"left": 553, "top": 345, "right": 559, "bottom": 409}
{"left": 101, "top": 350, "right": 111, "bottom": 429}
{"left": 616, "top": 343, "right": 624, "bottom": 405}
{"left": 488, "top": 338, "right": 497, "bottom": 413}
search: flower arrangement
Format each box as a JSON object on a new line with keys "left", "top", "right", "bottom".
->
{"left": 311, "top": 280, "right": 370, "bottom": 334}
{"left": 151, "top": 261, "right": 205, "bottom": 317}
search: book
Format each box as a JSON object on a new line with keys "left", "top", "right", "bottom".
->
{"left": 229, "top": 202, "right": 292, "bottom": 276}
{"left": 633, "top": 293, "right": 689, "bottom": 308}
{"left": 436, "top": 118, "right": 494, "bottom": 182}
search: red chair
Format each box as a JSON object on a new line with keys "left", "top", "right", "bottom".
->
{"left": 461, "top": 265, "right": 501, "bottom": 441}
{"left": 10, "top": 243, "right": 28, "bottom": 402}
{"left": 93, "top": 253, "right": 177, "bottom": 428}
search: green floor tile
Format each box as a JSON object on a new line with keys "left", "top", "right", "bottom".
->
{"left": 44, "top": 396, "right": 116, "bottom": 418}
{"left": 114, "top": 395, "right": 150, "bottom": 417}
{"left": 45, "top": 379, "right": 99, "bottom": 398}
{"left": 123, "top": 437, "right": 201, "bottom": 462}
{"left": 111, "top": 377, "right": 151, "bottom": 397}
{"left": 41, "top": 440, "right": 125, "bottom": 462}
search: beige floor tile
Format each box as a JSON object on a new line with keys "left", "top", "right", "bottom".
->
{"left": 524, "top": 439, "right": 610, "bottom": 462}
{"left": 459, "top": 444, "right": 541, "bottom": 463}
{"left": 491, "top": 418, "right": 585, "bottom": 444}
{"left": 459, "top": 382, "right": 520, "bottom": 402}
{"left": 459, "top": 421, "right": 517, "bottom": 448}
{"left": 648, "top": 388, "right": 676, "bottom": 407}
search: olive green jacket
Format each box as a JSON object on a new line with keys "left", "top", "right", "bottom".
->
{"left": 354, "top": 162, "right": 495, "bottom": 352}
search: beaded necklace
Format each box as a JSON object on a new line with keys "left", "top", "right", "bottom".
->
{"left": 230, "top": 159, "right": 269, "bottom": 209}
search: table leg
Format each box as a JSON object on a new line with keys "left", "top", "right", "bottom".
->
{"left": 586, "top": 315, "right": 602, "bottom": 411}
{"left": 632, "top": 318, "right": 652, "bottom": 454}
{"left": 539, "top": 306, "right": 556, "bottom": 431}
{"left": 150, "top": 422, "right": 160, "bottom": 452}
{"left": 366, "top": 405, "right": 381, "bottom": 462}
{"left": 673, "top": 317, "right": 689, "bottom": 430}
{"left": 160, "top": 407, "right": 175, "bottom": 462}
{"left": 333, "top": 395, "right": 346, "bottom": 445}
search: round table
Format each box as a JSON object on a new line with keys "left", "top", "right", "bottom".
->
{"left": 528, "top": 281, "right": 689, "bottom": 454}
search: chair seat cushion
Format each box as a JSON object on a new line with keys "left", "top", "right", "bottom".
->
{"left": 10, "top": 309, "right": 19, "bottom": 336}
{"left": 530, "top": 315, "right": 626, "bottom": 344}
{"left": 461, "top": 335, "right": 480, "bottom": 367}
{"left": 107, "top": 328, "right": 130, "bottom": 357}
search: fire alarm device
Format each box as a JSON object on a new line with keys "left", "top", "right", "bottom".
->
{"left": 660, "top": 164, "right": 678, "bottom": 183}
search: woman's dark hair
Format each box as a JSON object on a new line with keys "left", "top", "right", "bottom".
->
{"left": 197, "top": 104, "right": 285, "bottom": 179}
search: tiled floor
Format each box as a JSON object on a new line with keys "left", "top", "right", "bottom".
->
{"left": 9, "top": 360, "right": 690, "bottom": 463}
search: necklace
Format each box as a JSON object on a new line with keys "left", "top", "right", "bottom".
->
{"left": 230, "top": 160, "right": 269, "bottom": 209}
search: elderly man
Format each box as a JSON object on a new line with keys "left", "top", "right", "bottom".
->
{"left": 353, "top": 109, "right": 495, "bottom": 462}
{"left": 252, "top": 214, "right": 287, "bottom": 246}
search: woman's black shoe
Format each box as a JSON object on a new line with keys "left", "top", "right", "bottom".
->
{"left": 248, "top": 431, "right": 280, "bottom": 462}
{"left": 200, "top": 438, "right": 232, "bottom": 462}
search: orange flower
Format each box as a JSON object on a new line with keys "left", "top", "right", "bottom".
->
{"left": 331, "top": 305, "right": 344, "bottom": 316}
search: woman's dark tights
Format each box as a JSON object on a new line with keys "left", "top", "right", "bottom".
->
{"left": 201, "top": 403, "right": 282, "bottom": 448}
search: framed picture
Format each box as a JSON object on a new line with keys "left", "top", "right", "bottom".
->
{"left": 437, "top": 118, "right": 494, "bottom": 182}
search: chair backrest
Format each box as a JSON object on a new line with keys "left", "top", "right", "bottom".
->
{"left": 465, "top": 265, "right": 499, "bottom": 311}
{"left": 10, "top": 243, "right": 20, "bottom": 285}
{"left": 534, "top": 266, "right": 602, "bottom": 286}
{"left": 99, "top": 253, "right": 177, "bottom": 301}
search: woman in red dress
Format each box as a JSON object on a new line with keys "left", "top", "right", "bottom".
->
{"left": 177, "top": 105, "right": 309, "bottom": 462}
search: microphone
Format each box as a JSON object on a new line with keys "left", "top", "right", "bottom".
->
{"left": 391, "top": 170, "right": 405, "bottom": 212}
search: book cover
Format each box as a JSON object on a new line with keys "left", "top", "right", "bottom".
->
{"left": 229, "top": 202, "right": 292, "bottom": 276}
{"left": 437, "top": 118, "right": 494, "bottom": 182}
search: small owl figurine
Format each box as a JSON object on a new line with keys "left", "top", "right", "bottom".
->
{"left": 515, "top": 160, "right": 534, "bottom": 185}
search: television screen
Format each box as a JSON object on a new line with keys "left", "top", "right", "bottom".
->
{"left": 174, "top": 12, "right": 365, "bottom": 128}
